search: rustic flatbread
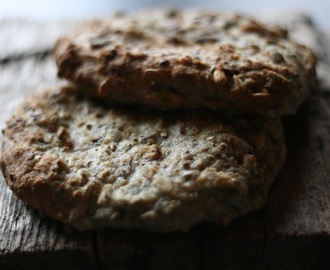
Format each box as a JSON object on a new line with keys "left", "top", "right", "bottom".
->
{"left": 0, "top": 87, "right": 285, "bottom": 231}
{"left": 54, "top": 9, "right": 316, "bottom": 116}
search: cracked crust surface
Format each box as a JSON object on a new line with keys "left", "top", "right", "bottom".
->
{"left": 54, "top": 9, "right": 316, "bottom": 116}
{"left": 0, "top": 87, "right": 285, "bottom": 231}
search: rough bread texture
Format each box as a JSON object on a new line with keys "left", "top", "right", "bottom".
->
{"left": 54, "top": 9, "right": 316, "bottom": 116}
{"left": 0, "top": 87, "right": 285, "bottom": 231}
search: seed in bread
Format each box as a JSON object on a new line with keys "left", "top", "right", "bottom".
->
{"left": 0, "top": 87, "right": 286, "bottom": 231}
{"left": 54, "top": 9, "right": 316, "bottom": 116}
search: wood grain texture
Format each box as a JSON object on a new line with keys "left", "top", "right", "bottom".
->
{"left": 0, "top": 13, "right": 330, "bottom": 270}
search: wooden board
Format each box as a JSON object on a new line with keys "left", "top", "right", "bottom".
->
{"left": 0, "top": 13, "right": 330, "bottom": 270}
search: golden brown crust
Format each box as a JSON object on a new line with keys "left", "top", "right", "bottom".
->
{"left": 54, "top": 9, "right": 316, "bottom": 116}
{"left": 0, "top": 87, "right": 286, "bottom": 231}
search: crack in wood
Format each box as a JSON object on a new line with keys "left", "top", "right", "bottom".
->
{"left": 0, "top": 49, "right": 51, "bottom": 64}
{"left": 91, "top": 231, "right": 102, "bottom": 270}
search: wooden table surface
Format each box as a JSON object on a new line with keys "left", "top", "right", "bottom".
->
{"left": 0, "top": 12, "right": 330, "bottom": 270}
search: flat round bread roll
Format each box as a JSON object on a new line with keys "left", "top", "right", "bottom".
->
{"left": 0, "top": 87, "right": 285, "bottom": 231}
{"left": 54, "top": 9, "right": 316, "bottom": 116}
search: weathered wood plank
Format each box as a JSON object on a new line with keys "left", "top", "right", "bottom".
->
{"left": 261, "top": 17, "right": 330, "bottom": 237}
{"left": 200, "top": 214, "right": 266, "bottom": 270}
{"left": 97, "top": 227, "right": 202, "bottom": 270}
{"left": 264, "top": 97, "right": 330, "bottom": 236}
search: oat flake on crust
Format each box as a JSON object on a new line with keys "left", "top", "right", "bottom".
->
{"left": 54, "top": 9, "right": 316, "bottom": 116}
{"left": 0, "top": 87, "right": 285, "bottom": 231}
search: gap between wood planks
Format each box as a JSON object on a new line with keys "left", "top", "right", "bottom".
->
{"left": 0, "top": 49, "right": 52, "bottom": 64}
